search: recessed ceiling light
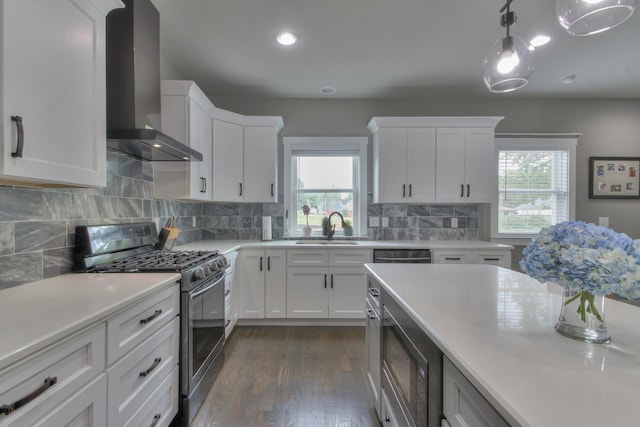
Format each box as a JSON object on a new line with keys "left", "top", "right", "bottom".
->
{"left": 560, "top": 74, "right": 576, "bottom": 84}
{"left": 530, "top": 35, "right": 551, "bottom": 47}
{"left": 276, "top": 32, "right": 297, "bottom": 46}
{"left": 319, "top": 87, "right": 336, "bottom": 94}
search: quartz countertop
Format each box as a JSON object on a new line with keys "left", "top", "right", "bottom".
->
{"left": 176, "top": 239, "right": 513, "bottom": 254}
{"left": 365, "top": 263, "right": 640, "bottom": 427}
{"left": 0, "top": 272, "right": 180, "bottom": 371}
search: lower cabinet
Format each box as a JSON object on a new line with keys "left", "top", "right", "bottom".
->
{"left": 286, "top": 267, "right": 365, "bottom": 318}
{"left": 237, "top": 249, "right": 287, "bottom": 319}
{"left": 0, "top": 283, "right": 180, "bottom": 427}
{"left": 380, "top": 388, "right": 400, "bottom": 427}
{"left": 224, "top": 250, "right": 238, "bottom": 337}
{"left": 442, "top": 357, "right": 508, "bottom": 427}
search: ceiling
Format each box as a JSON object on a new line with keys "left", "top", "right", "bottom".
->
{"left": 150, "top": 0, "right": 640, "bottom": 99}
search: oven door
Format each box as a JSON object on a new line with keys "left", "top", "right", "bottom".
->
{"left": 182, "top": 270, "right": 226, "bottom": 397}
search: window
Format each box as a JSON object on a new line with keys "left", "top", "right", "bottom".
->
{"left": 283, "top": 137, "right": 367, "bottom": 237}
{"left": 493, "top": 137, "right": 577, "bottom": 240}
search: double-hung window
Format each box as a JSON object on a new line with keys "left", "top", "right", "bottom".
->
{"left": 493, "top": 136, "right": 577, "bottom": 241}
{"left": 283, "top": 137, "right": 367, "bottom": 237}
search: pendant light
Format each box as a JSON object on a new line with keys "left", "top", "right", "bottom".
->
{"left": 482, "top": 0, "right": 534, "bottom": 93}
{"left": 556, "top": 0, "right": 637, "bottom": 36}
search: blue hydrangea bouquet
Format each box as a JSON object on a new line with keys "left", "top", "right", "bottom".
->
{"left": 520, "top": 221, "right": 640, "bottom": 342}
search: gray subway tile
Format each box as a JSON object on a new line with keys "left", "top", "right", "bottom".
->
{"left": 0, "top": 223, "right": 14, "bottom": 255}
{"left": 15, "top": 221, "right": 67, "bottom": 253}
{"left": 0, "top": 252, "right": 43, "bottom": 289}
{"left": 454, "top": 204, "right": 479, "bottom": 217}
{"left": 43, "top": 247, "right": 74, "bottom": 278}
{"left": 382, "top": 205, "right": 407, "bottom": 217}
{"left": 431, "top": 205, "right": 454, "bottom": 216}
{"left": 407, "top": 205, "right": 431, "bottom": 216}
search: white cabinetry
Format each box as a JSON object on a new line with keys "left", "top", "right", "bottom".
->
{"left": 435, "top": 128, "right": 496, "bottom": 202}
{"left": 0, "top": 282, "right": 180, "bottom": 427}
{"left": 212, "top": 111, "right": 283, "bottom": 203}
{"left": 368, "top": 117, "right": 503, "bottom": 204}
{"left": 0, "top": 0, "right": 122, "bottom": 187}
{"left": 236, "top": 249, "right": 287, "bottom": 319}
{"left": 372, "top": 127, "right": 436, "bottom": 203}
{"left": 286, "top": 249, "right": 371, "bottom": 319}
{"left": 155, "top": 80, "right": 215, "bottom": 201}
{"left": 432, "top": 248, "right": 512, "bottom": 269}
{"left": 380, "top": 388, "right": 401, "bottom": 427}
{"left": 224, "top": 251, "right": 239, "bottom": 337}
{"left": 443, "top": 357, "right": 509, "bottom": 427}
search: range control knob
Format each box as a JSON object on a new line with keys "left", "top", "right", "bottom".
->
{"left": 194, "top": 268, "right": 205, "bottom": 280}
{"left": 203, "top": 265, "right": 212, "bottom": 276}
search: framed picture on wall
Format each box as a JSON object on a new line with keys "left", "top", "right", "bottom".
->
{"left": 589, "top": 157, "right": 640, "bottom": 199}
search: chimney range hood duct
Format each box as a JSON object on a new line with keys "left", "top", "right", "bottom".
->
{"left": 106, "top": 0, "right": 202, "bottom": 162}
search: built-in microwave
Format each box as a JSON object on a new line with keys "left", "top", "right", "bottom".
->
{"left": 381, "top": 288, "right": 442, "bottom": 427}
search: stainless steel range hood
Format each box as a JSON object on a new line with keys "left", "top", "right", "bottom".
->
{"left": 106, "top": 0, "right": 202, "bottom": 161}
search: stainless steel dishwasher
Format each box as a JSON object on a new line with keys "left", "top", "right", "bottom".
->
{"left": 373, "top": 248, "right": 432, "bottom": 263}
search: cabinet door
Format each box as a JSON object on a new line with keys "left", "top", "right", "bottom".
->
{"left": 406, "top": 128, "right": 436, "bottom": 202}
{"left": 328, "top": 267, "right": 366, "bottom": 318}
{"left": 464, "top": 128, "right": 495, "bottom": 202}
{"left": 236, "top": 250, "right": 266, "bottom": 319}
{"left": 286, "top": 267, "right": 328, "bottom": 318}
{"left": 244, "top": 126, "right": 277, "bottom": 203}
{"left": 212, "top": 119, "right": 244, "bottom": 202}
{"left": 187, "top": 99, "right": 213, "bottom": 200}
{"left": 473, "top": 250, "right": 511, "bottom": 269}
{"left": 374, "top": 128, "right": 407, "bottom": 203}
{"left": 365, "top": 300, "right": 381, "bottom": 414}
{"left": 435, "top": 128, "right": 466, "bottom": 202}
{"left": 433, "top": 250, "right": 471, "bottom": 264}
{"left": 265, "top": 250, "right": 287, "bottom": 318}
{"left": 1, "top": 0, "right": 112, "bottom": 187}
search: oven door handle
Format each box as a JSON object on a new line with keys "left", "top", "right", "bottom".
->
{"left": 375, "top": 257, "right": 431, "bottom": 262}
{"left": 189, "top": 273, "right": 225, "bottom": 299}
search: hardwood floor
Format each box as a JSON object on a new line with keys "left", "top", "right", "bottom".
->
{"left": 190, "top": 326, "right": 381, "bottom": 427}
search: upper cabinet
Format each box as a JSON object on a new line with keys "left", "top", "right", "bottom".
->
{"left": 211, "top": 110, "right": 283, "bottom": 203}
{"left": 368, "top": 117, "right": 503, "bottom": 204}
{"left": 155, "top": 80, "right": 215, "bottom": 201}
{"left": 372, "top": 127, "right": 436, "bottom": 203}
{"left": 155, "top": 80, "right": 283, "bottom": 202}
{"left": 0, "top": 0, "right": 123, "bottom": 187}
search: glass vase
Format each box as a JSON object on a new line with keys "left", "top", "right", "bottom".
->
{"left": 555, "top": 286, "right": 611, "bottom": 344}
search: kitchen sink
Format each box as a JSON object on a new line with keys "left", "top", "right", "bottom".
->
{"left": 295, "top": 240, "right": 359, "bottom": 245}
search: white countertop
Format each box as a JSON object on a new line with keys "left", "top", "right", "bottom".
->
{"left": 0, "top": 272, "right": 180, "bottom": 371}
{"left": 176, "top": 239, "right": 513, "bottom": 254}
{"left": 365, "top": 263, "right": 640, "bottom": 427}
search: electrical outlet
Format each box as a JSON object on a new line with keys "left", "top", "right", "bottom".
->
{"left": 598, "top": 217, "right": 609, "bottom": 227}
{"left": 369, "top": 216, "right": 380, "bottom": 227}
{"left": 382, "top": 217, "right": 389, "bottom": 228}
{"left": 451, "top": 218, "right": 458, "bottom": 228}
{"left": 192, "top": 216, "right": 197, "bottom": 227}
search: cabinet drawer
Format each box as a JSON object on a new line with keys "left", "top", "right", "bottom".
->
{"left": 329, "top": 249, "right": 372, "bottom": 267}
{"left": 474, "top": 252, "right": 510, "bottom": 269}
{"left": 287, "top": 249, "right": 329, "bottom": 267}
{"left": 107, "top": 317, "right": 179, "bottom": 427}
{"left": 123, "top": 366, "right": 179, "bottom": 427}
{"left": 1, "top": 373, "right": 107, "bottom": 427}
{"left": 433, "top": 252, "right": 469, "bottom": 264}
{"left": 106, "top": 285, "right": 179, "bottom": 365}
{"left": 0, "top": 324, "right": 105, "bottom": 425}
{"left": 442, "top": 357, "right": 508, "bottom": 427}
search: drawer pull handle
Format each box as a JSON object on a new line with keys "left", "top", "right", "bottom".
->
{"left": 366, "top": 308, "right": 377, "bottom": 320}
{"left": 0, "top": 376, "right": 57, "bottom": 415}
{"left": 484, "top": 257, "right": 500, "bottom": 261}
{"left": 140, "top": 358, "right": 162, "bottom": 378}
{"left": 225, "top": 319, "right": 231, "bottom": 327}
{"left": 140, "top": 309, "right": 162, "bottom": 325}
{"left": 445, "top": 257, "right": 461, "bottom": 261}
{"left": 150, "top": 413, "right": 162, "bottom": 427}
{"left": 11, "top": 116, "right": 24, "bottom": 158}
{"left": 368, "top": 288, "right": 379, "bottom": 298}
{"left": 225, "top": 289, "right": 231, "bottom": 296}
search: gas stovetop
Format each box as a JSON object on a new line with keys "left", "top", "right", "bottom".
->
{"left": 92, "top": 250, "right": 221, "bottom": 273}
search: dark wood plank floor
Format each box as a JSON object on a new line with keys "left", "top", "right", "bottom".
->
{"left": 190, "top": 326, "right": 381, "bottom": 427}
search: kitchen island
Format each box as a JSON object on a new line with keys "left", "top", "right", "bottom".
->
{"left": 366, "top": 263, "right": 640, "bottom": 427}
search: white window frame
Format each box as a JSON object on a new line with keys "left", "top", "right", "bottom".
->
{"left": 283, "top": 137, "right": 368, "bottom": 237}
{"left": 491, "top": 135, "right": 578, "bottom": 245}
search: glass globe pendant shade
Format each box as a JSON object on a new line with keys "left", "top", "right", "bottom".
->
{"left": 482, "top": 31, "right": 534, "bottom": 93}
{"left": 556, "top": 0, "right": 637, "bottom": 36}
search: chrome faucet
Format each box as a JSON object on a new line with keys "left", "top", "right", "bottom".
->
{"left": 326, "top": 212, "right": 345, "bottom": 240}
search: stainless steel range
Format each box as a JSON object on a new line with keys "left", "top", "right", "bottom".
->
{"left": 75, "top": 222, "right": 227, "bottom": 424}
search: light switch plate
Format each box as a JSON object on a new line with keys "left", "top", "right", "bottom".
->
{"left": 451, "top": 218, "right": 458, "bottom": 228}
{"left": 598, "top": 217, "right": 609, "bottom": 227}
{"left": 192, "top": 216, "right": 197, "bottom": 227}
{"left": 382, "top": 217, "right": 389, "bottom": 227}
{"left": 369, "top": 216, "right": 380, "bottom": 227}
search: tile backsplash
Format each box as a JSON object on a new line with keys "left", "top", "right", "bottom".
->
{"left": 0, "top": 152, "right": 478, "bottom": 288}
